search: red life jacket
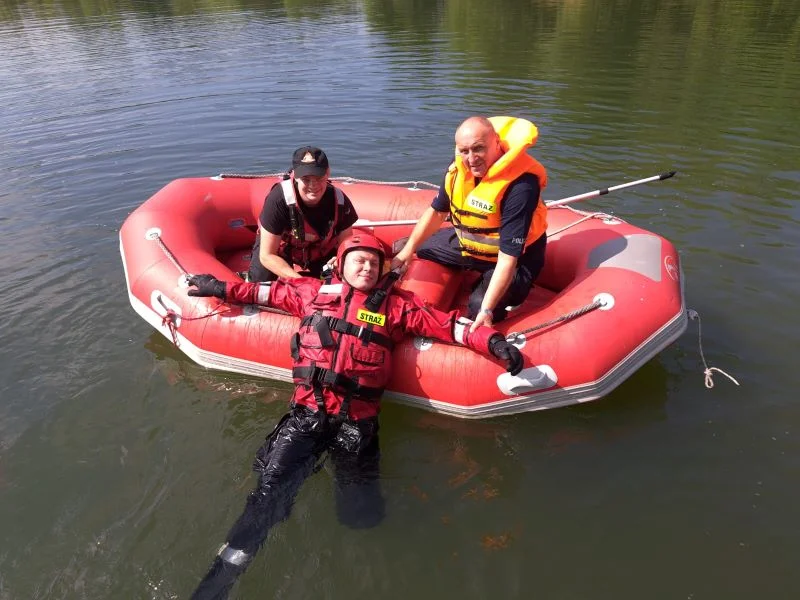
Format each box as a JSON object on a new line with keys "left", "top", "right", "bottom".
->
{"left": 290, "top": 277, "right": 395, "bottom": 420}
{"left": 278, "top": 178, "right": 345, "bottom": 269}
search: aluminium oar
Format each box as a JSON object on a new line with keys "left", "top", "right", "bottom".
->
{"left": 353, "top": 170, "right": 677, "bottom": 228}
{"left": 544, "top": 170, "right": 676, "bottom": 208}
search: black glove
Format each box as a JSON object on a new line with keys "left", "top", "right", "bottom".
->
{"left": 187, "top": 274, "right": 226, "bottom": 299}
{"left": 488, "top": 334, "right": 524, "bottom": 376}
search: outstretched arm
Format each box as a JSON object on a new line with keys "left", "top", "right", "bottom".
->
{"left": 392, "top": 291, "right": 522, "bottom": 374}
{"left": 187, "top": 274, "right": 311, "bottom": 318}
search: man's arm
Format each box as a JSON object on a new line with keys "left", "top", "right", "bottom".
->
{"left": 256, "top": 185, "right": 301, "bottom": 279}
{"left": 470, "top": 174, "right": 540, "bottom": 332}
{"left": 258, "top": 227, "right": 301, "bottom": 279}
{"left": 393, "top": 290, "right": 496, "bottom": 355}
{"left": 391, "top": 206, "right": 448, "bottom": 271}
{"left": 335, "top": 226, "right": 354, "bottom": 244}
{"left": 391, "top": 290, "right": 523, "bottom": 374}
{"left": 188, "top": 275, "right": 311, "bottom": 318}
{"left": 470, "top": 251, "right": 517, "bottom": 332}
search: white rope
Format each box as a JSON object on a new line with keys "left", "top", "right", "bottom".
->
{"left": 687, "top": 309, "right": 740, "bottom": 389}
{"left": 216, "top": 173, "right": 440, "bottom": 190}
{"left": 330, "top": 176, "right": 439, "bottom": 190}
{"left": 546, "top": 206, "right": 623, "bottom": 237}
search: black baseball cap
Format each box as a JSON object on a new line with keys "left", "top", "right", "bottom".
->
{"left": 291, "top": 146, "right": 329, "bottom": 177}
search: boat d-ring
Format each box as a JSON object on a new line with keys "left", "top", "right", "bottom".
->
{"left": 145, "top": 227, "right": 162, "bottom": 240}
{"left": 505, "top": 331, "right": 526, "bottom": 349}
{"left": 593, "top": 293, "right": 615, "bottom": 310}
{"left": 414, "top": 337, "right": 434, "bottom": 351}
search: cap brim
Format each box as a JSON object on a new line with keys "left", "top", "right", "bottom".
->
{"left": 293, "top": 165, "right": 327, "bottom": 177}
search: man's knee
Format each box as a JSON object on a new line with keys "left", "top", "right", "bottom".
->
{"left": 416, "top": 229, "right": 462, "bottom": 266}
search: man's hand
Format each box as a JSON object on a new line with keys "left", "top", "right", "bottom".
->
{"left": 488, "top": 334, "right": 523, "bottom": 375}
{"left": 187, "top": 274, "right": 226, "bottom": 299}
{"left": 390, "top": 251, "right": 412, "bottom": 274}
{"left": 469, "top": 308, "right": 493, "bottom": 332}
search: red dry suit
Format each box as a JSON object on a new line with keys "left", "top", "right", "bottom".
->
{"left": 224, "top": 275, "right": 497, "bottom": 420}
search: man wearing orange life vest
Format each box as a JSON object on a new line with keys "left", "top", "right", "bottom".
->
{"left": 248, "top": 146, "right": 359, "bottom": 282}
{"left": 185, "top": 232, "right": 522, "bottom": 599}
{"left": 392, "top": 116, "right": 548, "bottom": 333}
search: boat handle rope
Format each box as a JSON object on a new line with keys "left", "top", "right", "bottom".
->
{"left": 150, "top": 230, "right": 189, "bottom": 276}
{"left": 687, "top": 309, "right": 740, "bottom": 389}
{"left": 330, "top": 176, "right": 439, "bottom": 190}
{"left": 506, "top": 299, "right": 604, "bottom": 342}
{"left": 216, "top": 171, "right": 285, "bottom": 179}
{"left": 546, "top": 208, "right": 623, "bottom": 237}
{"left": 159, "top": 302, "right": 231, "bottom": 347}
{"left": 216, "top": 172, "right": 440, "bottom": 190}
{"left": 214, "top": 174, "right": 626, "bottom": 237}
{"left": 149, "top": 232, "right": 231, "bottom": 346}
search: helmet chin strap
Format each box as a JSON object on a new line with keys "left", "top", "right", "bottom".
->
{"left": 363, "top": 270, "right": 401, "bottom": 312}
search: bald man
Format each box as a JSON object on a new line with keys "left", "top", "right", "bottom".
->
{"left": 392, "top": 116, "right": 548, "bottom": 332}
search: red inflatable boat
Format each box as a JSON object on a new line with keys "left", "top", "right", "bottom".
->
{"left": 119, "top": 174, "right": 687, "bottom": 417}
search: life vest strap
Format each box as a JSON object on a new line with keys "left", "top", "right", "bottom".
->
{"left": 299, "top": 315, "right": 394, "bottom": 350}
{"left": 459, "top": 246, "right": 499, "bottom": 258}
{"left": 305, "top": 313, "right": 336, "bottom": 347}
{"left": 451, "top": 214, "right": 501, "bottom": 235}
{"left": 450, "top": 205, "right": 489, "bottom": 220}
{"left": 363, "top": 270, "right": 400, "bottom": 313}
{"left": 292, "top": 366, "right": 384, "bottom": 401}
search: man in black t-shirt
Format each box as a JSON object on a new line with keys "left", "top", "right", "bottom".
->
{"left": 248, "top": 147, "right": 358, "bottom": 282}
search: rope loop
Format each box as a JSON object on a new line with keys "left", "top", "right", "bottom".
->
{"left": 704, "top": 367, "right": 740, "bottom": 389}
{"left": 161, "top": 310, "right": 180, "bottom": 346}
{"left": 688, "top": 309, "right": 740, "bottom": 389}
{"left": 160, "top": 300, "right": 231, "bottom": 347}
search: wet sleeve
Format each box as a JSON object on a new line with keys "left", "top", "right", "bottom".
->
{"left": 392, "top": 291, "right": 495, "bottom": 354}
{"left": 335, "top": 192, "right": 359, "bottom": 233}
{"left": 430, "top": 173, "right": 450, "bottom": 212}
{"left": 498, "top": 173, "right": 541, "bottom": 257}
{"left": 259, "top": 184, "right": 291, "bottom": 235}
{"left": 224, "top": 278, "right": 314, "bottom": 317}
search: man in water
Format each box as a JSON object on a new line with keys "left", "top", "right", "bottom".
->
{"left": 187, "top": 232, "right": 523, "bottom": 599}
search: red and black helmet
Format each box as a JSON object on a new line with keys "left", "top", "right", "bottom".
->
{"left": 336, "top": 231, "right": 386, "bottom": 275}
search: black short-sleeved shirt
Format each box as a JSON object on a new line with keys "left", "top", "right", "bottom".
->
{"left": 259, "top": 182, "right": 358, "bottom": 239}
{"left": 431, "top": 171, "right": 544, "bottom": 270}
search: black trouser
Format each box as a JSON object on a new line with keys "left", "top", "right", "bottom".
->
{"left": 416, "top": 229, "right": 545, "bottom": 321}
{"left": 247, "top": 235, "right": 331, "bottom": 282}
{"left": 190, "top": 406, "right": 383, "bottom": 600}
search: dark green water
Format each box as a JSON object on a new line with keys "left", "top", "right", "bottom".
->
{"left": 1, "top": 0, "right": 798, "bottom": 598}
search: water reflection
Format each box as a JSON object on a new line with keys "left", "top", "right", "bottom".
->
{"left": 144, "top": 331, "right": 291, "bottom": 404}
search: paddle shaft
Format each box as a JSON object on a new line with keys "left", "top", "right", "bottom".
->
{"left": 543, "top": 170, "right": 676, "bottom": 208}
{"left": 353, "top": 171, "right": 676, "bottom": 228}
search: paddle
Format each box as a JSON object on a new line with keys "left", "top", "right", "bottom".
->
{"left": 544, "top": 170, "right": 676, "bottom": 208}
{"left": 353, "top": 171, "right": 676, "bottom": 228}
